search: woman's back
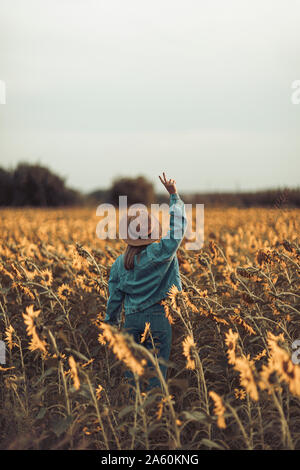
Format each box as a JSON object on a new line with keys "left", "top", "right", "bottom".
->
{"left": 104, "top": 191, "right": 187, "bottom": 324}
{"left": 114, "top": 245, "right": 181, "bottom": 312}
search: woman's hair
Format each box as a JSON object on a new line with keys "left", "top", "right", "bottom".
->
{"left": 124, "top": 244, "right": 147, "bottom": 270}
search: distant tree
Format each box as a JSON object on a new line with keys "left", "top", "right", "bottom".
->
{"left": 109, "top": 176, "right": 155, "bottom": 206}
{"left": 187, "top": 187, "right": 300, "bottom": 208}
{"left": 87, "top": 188, "right": 110, "bottom": 205}
{"left": 0, "top": 167, "right": 13, "bottom": 205}
{"left": 11, "top": 163, "right": 81, "bottom": 207}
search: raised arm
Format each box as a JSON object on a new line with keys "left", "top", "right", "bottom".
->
{"left": 148, "top": 173, "right": 187, "bottom": 262}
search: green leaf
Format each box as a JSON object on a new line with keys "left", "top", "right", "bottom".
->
{"left": 64, "top": 348, "right": 90, "bottom": 362}
{"left": 76, "top": 384, "right": 91, "bottom": 399}
{"left": 36, "top": 407, "right": 47, "bottom": 420}
{"left": 138, "top": 393, "right": 161, "bottom": 411}
{"left": 147, "top": 423, "right": 164, "bottom": 436}
{"left": 51, "top": 415, "right": 73, "bottom": 437}
{"left": 118, "top": 405, "right": 135, "bottom": 419}
{"left": 33, "top": 367, "right": 57, "bottom": 386}
{"left": 168, "top": 378, "right": 189, "bottom": 390}
{"left": 182, "top": 410, "right": 211, "bottom": 422}
{"left": 200, "top": 439, "right": 225, "bottom": 450}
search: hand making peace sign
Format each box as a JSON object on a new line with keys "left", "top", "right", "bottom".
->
{"left": 158, "top": 172, "right": 177, "bottom": 195}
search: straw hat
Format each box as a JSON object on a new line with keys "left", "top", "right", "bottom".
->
{"left": 120, "top": 210, "right": 162, "bottom": 246}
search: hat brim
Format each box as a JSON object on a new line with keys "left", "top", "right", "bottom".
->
{"left": 122, "top": 235, "right": 161, "bottom": 246}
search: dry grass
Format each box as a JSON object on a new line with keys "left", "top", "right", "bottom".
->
{"left": 0, "top": 206, "right": 299, "bottom": 450}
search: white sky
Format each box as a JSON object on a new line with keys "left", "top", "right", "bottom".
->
{"left": 0, "top": 0, "right": 299, "bottom": 193}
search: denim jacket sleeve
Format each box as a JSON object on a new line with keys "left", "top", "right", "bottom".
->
{"left": 147, "top": 193, "right": 187, "bottom": 262}
{"left": 104, "top": 259, "right": 124, "bottom": 326}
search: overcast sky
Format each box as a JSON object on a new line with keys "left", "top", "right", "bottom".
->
{"left": 0, "top": 0, "right": 299, "bottom": 193}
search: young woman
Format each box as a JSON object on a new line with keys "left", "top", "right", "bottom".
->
{"left": 104, "top": 173, "right": 187, "bottom": 391}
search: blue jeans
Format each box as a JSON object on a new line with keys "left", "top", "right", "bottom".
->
{"left": 123, "top": 309, "right": 172, "bottom": 392}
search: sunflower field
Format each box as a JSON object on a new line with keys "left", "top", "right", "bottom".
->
{"left": 0, "top": 206, "right": 299, "bottom": 450}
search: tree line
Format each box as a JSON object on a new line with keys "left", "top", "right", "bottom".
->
{"left": 0, "top": 163, "right": 299, "bottom": 208}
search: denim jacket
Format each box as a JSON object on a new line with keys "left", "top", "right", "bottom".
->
{"left": 104, "top": 193, "right": 187, "bottom": 325}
